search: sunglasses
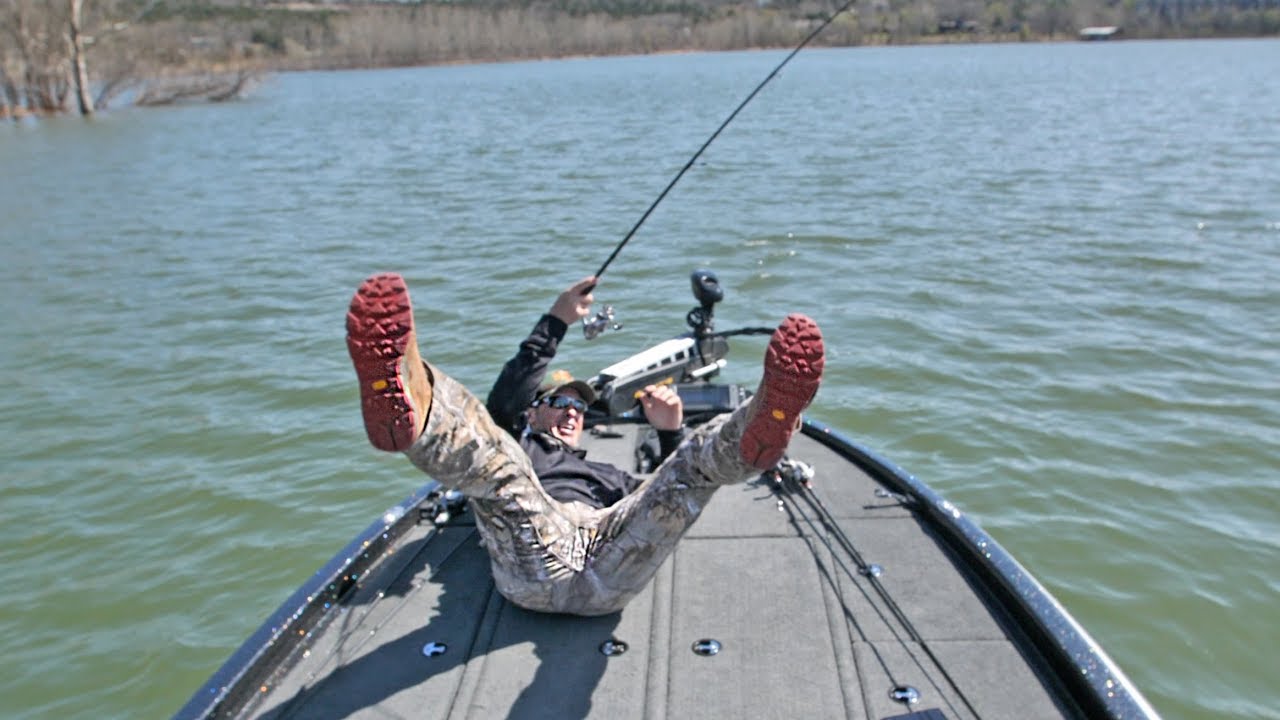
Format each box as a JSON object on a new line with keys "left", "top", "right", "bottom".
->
{"left": 537, "top": 394, "right": 588, "bottom": 413}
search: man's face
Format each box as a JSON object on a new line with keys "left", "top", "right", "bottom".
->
{"left": 528, "top": 389, "right": 587, "bottom": 447}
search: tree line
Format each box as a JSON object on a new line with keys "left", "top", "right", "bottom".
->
{"left": 4, "top": 0, "right": 1278, "bottom": 119}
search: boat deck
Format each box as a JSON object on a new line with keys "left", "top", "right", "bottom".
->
{"left": 242, "top": 425, "right": 1078, "bottom": 720}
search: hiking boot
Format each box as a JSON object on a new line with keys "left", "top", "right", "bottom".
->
{"left": 346, "top": 272, "right": 433, "bottom": 452}
{"left": 740, "top": 313, "right": 825, "bottom": 469}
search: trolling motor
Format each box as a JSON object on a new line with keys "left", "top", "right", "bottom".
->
{"left": 588, "top": 269, "right": 736, "bottom": 416}
{"left": 687, "top": 269, "right": 730, "bottom": 373}
{"left": 687, "top": 269, "right": 723, "bottom": 337}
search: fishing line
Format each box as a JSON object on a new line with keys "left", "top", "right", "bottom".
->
{"left": 591, "top": 0, "right": 862, "bottom": 283}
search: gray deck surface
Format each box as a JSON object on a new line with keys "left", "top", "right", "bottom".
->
{"left": 247, "top": 425, "right": 1075, "bottom": 720}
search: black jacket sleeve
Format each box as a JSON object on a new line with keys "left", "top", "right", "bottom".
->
{"left": 657, "top": 428, "right": 686, "bottom": 460}
{"left": 485, "top": 314, "right": 568, "bottom": 436}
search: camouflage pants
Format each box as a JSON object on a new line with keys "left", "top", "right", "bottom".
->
{"left": 403, "top": 363, "right": 759, "bottom": 616}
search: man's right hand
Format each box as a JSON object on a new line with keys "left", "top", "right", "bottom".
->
{"left": 549, "top": 276, "right": 597, "bottom": 326}
{"left": 638, "top": 383, "right": 683, "bottom": 431}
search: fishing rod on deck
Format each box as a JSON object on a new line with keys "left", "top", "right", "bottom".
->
{"left": 581, "top": 0, "right": 860, "bottom": 338}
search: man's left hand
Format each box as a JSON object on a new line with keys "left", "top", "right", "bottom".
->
{"left": 549, "top": 276, "right": 597, "bottom": 326}
{"left": 639, "top": 384, "right": 683, "bottom": 431}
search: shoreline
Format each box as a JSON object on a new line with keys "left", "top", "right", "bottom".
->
{"left": 5, "top": 34, "right": 1275, "bottom": 119}
{"left": 211, "top": 33, "right": 1276, "bottom": 76}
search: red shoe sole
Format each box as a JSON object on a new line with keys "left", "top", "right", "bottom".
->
{"left": 345, "top": 273, "right": 422, "bottom": 452}
{"left": 741, "top": 313, "right": 825, "bottom": 469}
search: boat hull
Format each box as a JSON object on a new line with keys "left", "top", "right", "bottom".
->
{"left": 175, "top": 417, "right": 1158, "bottom": 720}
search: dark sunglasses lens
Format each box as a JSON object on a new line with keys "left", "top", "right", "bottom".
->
{"left": 549, "top": 395, "right": 585, "bottom": 412}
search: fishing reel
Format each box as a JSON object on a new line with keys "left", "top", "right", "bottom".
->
{"left": 763, "top": 457, "right": 815, "bottom": 501}
{"left": 775, "top": 458, "right": 815, "bottom": 486}
{"left": 420, "top": 488, "right": 467, "bottom": 526}
{"left": 582, "top": 304, "right": 622, "bottom": 340}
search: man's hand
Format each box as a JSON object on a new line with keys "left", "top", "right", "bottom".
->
{"left": 549, "top": 276, "right": 597, "bottom": 326}
{"left": 639, "top": 384, "right": 683, "bottom": 431}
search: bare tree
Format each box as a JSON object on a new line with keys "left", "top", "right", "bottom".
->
{"left": 1, "top": 0, "right": 260, "bottom": 118}
{"left": 2, "top": 0, "right": 65, "bottom": 114}
{"left": 68, "top": 0, "right": 92, "bottom": 114}
{"left": 1, "top": 0, "right": 101, "bottom": 115}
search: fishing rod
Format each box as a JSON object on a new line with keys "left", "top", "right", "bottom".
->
{"left": 590, "top": 0, "right": 862, "bottom": 284}
{"left": 769, "top": 458, "right": 984, "bottom": 718}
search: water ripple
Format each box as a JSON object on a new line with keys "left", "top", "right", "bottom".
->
{"left": 3, "top": 40, "right": 1279, "bottom": 720}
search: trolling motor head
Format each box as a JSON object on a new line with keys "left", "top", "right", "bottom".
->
{"left": 687, "top": 269, "right": 723, "bottom": 336}
{"left": 692, "top": 269, "right": 724, "bottom": 308}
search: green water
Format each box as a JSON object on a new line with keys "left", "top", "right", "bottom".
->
{"left": 1, "top": 40, "right": 1277, "bottom": 720}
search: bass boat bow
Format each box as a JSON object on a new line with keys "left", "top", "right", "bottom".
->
{"left": 176, "top": 270, "right": 1159, "bottom": 720}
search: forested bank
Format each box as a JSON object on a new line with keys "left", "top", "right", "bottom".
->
{"left": 4, "top": 0, "right": 1279, "bottom": 118}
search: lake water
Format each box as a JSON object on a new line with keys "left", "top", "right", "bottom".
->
{"left": 2, "top": 38, "right": 1277, "bottom": 720}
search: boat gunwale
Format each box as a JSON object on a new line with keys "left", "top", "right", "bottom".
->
{"left": 172, "top": 482, "right": 440, "bottom": 720}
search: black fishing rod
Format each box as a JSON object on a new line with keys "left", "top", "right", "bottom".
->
{"left": 591, "top": 0, "right": 862, "bottom": 283}
{"left": 769, "top": 459, "right": 985, "bottom": 718}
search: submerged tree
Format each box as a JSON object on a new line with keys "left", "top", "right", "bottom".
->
{"left": 1, "top": 0, "right": 67, "bottom": 116}
{"left": 1, "top": 0, "right": 260, "bottom": 119}
{"left": 69, "top": 0, "right": 92, "bottom": 114}
{"left": 1, "top": 0, "right": 105, "bottom": 117}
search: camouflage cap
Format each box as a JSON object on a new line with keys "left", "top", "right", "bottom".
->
{"left": 536, "top": 369, "right": 597, "bottom": 406}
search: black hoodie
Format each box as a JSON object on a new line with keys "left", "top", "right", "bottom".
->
{"left": 485, "top": 314, "right": 682, "bottom": 508}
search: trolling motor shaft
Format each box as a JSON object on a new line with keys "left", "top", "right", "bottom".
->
{"left": 686, "top": 269, "right": 730, "bottom": 375}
